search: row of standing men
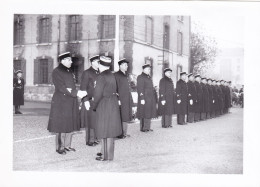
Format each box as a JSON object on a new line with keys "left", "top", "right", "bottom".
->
{"left": 47, "top": 52, "right": 232, "bottom": 161}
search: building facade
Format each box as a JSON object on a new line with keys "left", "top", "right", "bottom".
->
{"left": 13, "top": 14, "right": 190, "bottom": 102}
{"left": 119, "top": 15, "right": 191, "bottom": 87}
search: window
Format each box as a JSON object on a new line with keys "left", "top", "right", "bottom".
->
{"left": 13, "top": 60, "right": 21, "bottom": 71}
{"left": 39, "top": 18, "right": 50, "bottom": 43}
{"left": 177, "top": 31, "right": 183, "bottom": 55}
{"left": 39, "top": 59, "right": 49, "bottom": 84}
{"left": 34, "top": 57, "right": 53, "bottom": 84}
{"left": 14, "top": 16, "right": 23, "bottom": 45}
{"left": 69, "top": 15, "right": 80, "bottom": 41}
{"left": 102, "top": 15, "right": 115, "bottom": 39}
{"left": 163, "top": 24, "right": 170, "bottom": 50}
{"left": 146, "top": 17, "right": 153, "bottom": 44}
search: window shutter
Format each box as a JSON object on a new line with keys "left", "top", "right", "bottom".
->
{"left": 21, "top": 60, "right": 26, "bottom": 83}
{"left": 34, "top": 59, "right": 39, "bottom": 84}
{"left": 48, "top": 58, "right": 54, "bottom": 84}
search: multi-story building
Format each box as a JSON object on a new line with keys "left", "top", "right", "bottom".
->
{"left": 119, "top": 15, "right": 191, "bottom": 86}
{"left": 13, "top": 14, "right": 191, "bottom": 102}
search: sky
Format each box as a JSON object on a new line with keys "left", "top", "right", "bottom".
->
{"left": 191, "top": 15, "right": 244, "bottom": 49}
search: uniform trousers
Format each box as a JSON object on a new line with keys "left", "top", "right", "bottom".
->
{"left": 177, "top": 114, "right": 186, "bottom": 125}
{"left": 201, "top": 112, "right": 207, "bottom": 120}
{"left": 187, "top": 112, "right": 195, "bottom": 123}
{"left": 100, "top": 138, "right": 115, "bottom": 160}
{"left": 194, "top": 112, "right": 201, "bottom": 122}
{"left": 140, "top": 118, "right": 151, "bottom": 131}
{"left": 211, "top": 111, "right": 216, "bottom": 118}
{"left": 206, "top": 112, "right": 211, "bottom": 119}
{"left": 121, "top": 122, "right": 128, "bottom": 135}
{"left": 161, "top": 115, "right": 172, "bottom": 127}
{"left": 85, "top": 127, "right": 97, "bottom": 144}
{"left": 55, "top": 132, "right": 73, "bottom": 150}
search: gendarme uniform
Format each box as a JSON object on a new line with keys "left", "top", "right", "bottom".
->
{"left": 158, "top": 68, "right": 175, "bottom": 128}
{"left": 201, "top": 77, "right": 209, "bottom": 120}
{"left": 206, "top": 79, "right": 213, "bottom": 119}
{"left": 48, "top": 52, "right": 80, "bottom": 155}
{"left": 175, "top": 72, "right": 188, "bottom": 125}
{"left": 80, "top": 55, "right": 100, "bottom": 146}
{"left": 13, "top": 70, "right": 25, "bottom": 114}
{"left": 194, "top": 75, "right": 203, "bottom": 122}
{"left": 136, "top": 64, "right": 157, "bottom": 132}
{"left": 114, "top": 59, "right": 134, "bottom": 138}
{"left": 187, "top": 73, "right": 197, "bottom": 123}
{"left": 93, "top": 56, "right": 122, "bottom": 161}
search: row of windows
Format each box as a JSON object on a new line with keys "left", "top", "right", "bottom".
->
{"left": 13, "top": 15, "right": 116, "bottom": 45}
{"left": 145, "top": 16, "right": 183, "bottom": 55}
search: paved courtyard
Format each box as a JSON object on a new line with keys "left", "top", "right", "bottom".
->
{"left": 13, "top": 102, "right": 243, "bottom": 173}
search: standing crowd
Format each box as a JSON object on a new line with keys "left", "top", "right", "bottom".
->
{"left": 13, "top": 51, "right": 235, "bottom": 162}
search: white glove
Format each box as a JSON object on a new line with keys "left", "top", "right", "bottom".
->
{"left": 118, "top": 100, "right": 121, "bottom": 105}
{"left": 190, "top": 99, "right": 193, "bottom": 105}
{"left": 177, "top": 100, "right": 181, "bottom": 104}
{"left": 141, "top": 100, "right": 145, "bottom": 105}
{"left": 213, "top": 100, "right": 215, "bottom": 103}
{"left": 66, "top": 88, "right": 72, "bottom": 93}
{"left": 161, "top": 100, "right": 166, "bottom": 105}
{"left": 84, "top": 101, "right": 90, "bottom": 110}
{"left": 77, "top": 90, "right": 87, "bottom": 98}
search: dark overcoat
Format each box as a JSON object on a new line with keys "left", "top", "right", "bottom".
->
{"left": 211, "top": 85, "right": 217, "bottom": 111}
{"left": 220, "top": 85, "right": 226, "bottom": 110}
{"left": 80, "top": 66, "right": 99, "bottom": 129}
{"left": 225, "top": 86, "right": 231, "bottom": 109}
{"left": 175, "top": 79, "right": 188, "bottom": 115}
{"left": 216, "top": 86, "right": 224, "bottom": 111}
{"left": 194, "top": 81, "right": 203, "bottom": 113}
{"left": 201, "top": 83, "right": 210, "bottom": 112}
{"left": 13, "top": 77, "right": 25, "bottom": 106}
{"left": 92, "top": 70, "right": 122, "bottom": 139}
{"left": 136, "top": 72, "right": 157, "bottom": 119}
{"left": 48, "top": 64, "right": 80, "bottom": 133}
{"left": 114, "top": 70, "right": 133, "bottom": 122}
{"left": 207, "top": 84, "right": 213, "bottom": 112}
{"left": 158, "top": 76, "right": 175, "bottom": 116}
{"left": 187, "top": 81, "right": 197, "bottom": 113}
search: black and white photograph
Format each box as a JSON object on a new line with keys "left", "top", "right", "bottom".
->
{"left": 1, "top": 1, "right": 260, "bottom": 187}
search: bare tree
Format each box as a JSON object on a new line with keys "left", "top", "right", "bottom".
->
{"left": 190, "top": 23, "right": 218, "bottom": 76}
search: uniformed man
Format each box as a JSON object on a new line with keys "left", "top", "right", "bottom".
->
{"left": 13, "top": 70, "right": 25, "bottom": 114}
{"left": 114, "top": 59, "right": 134, "bottom": 138}
{"left": 48, "top": 52, "right": 87, "bottom": 155}
{"left": 92, "top": 56, "right": 122, "bottom": 161}
{"left": 201, "top": 77, "right": 209, "bottom": 121}
{"left": 220, "top": 80, "right": 226, "bottom": 114}
{"left": 136, "top": 64, "right": 157, "bottom": 132}
{"left": 224, "top": 81, "right": 231, "bottom": 113}
{"left": 228, "top": 81, "right": 233, "bottom": 112}
{"left": 158, "top": 68, "right": 175, "bottom": 128}
{"left": 194, "top": 74, "right": 203, "bottom": 122}
{"left": 80, "top": 55, "right": 100, "bottom": 146}
{"left": 211, "top": 79, "right": 217, "bottom": 118}
{"left": 216, "top": 80, "right": 223, "bottom": 116}
{"left": 186, "top": 73, "right": 197, "bottom": 123}
{"left": 175, "top": 72, "right": 188, "bottom": 125}
{"left": 206, "top": 78, "right": 213, "bottom": 119}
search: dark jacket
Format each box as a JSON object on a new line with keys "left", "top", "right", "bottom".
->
{"left": 48, "top": 63, "right": 80, "bottom": 133}
{"left": 175, "top": 79, "right": 188, "bottom": 115}
{"left": 207, "top": 84, "right": 213, "bottom": 112}
{"left": 194, "top": 81, "right": 203, "bottom": 113}
{"left": 92, "top": 70, "right": 122, "bottom": 139}
{"left": 220, "top": 85, "right": 226, "bottom": 110}
{"left": 201, "top": 83, "right": 210, "bottom": 113}
{"left": 187, "top": 81, "right": 197, "bottom": 113}
{"left": 211, "top": 85, "right": 217, "bottom": 111}
{"left": 216, "top": 85, "right": 224, "bottom": 111}
{"left": 80, "top": 66, "right": 99, "bottom": 129}
{"left": 114, "top": 70, "right": 133, "bottom": 122}
{"left": 13, "top": 77, "right": 25, "bottom": 106}
{"left": 158, "top": 76, "right": 175, "bottom": 116}
{"left": 136, "top": 72, "right": 157, "bottom": 119}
